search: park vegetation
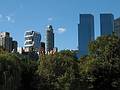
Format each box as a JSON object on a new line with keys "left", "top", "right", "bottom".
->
{"left": 0, "top": 34, "right": 120, "bottom": 90}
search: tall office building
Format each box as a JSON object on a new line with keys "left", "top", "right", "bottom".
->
{"left": 114, "top": 17, "right": 120, "bottom": 38}
{"left": 46, "top": 25, "right": 54, "bottom": 53}
{"left": 100, "top": 13, "right": 114, "bottom": 36}
{"left": 78, "top": 14, "right": 94, "bottom": 57}
{"left": 24, "top": 30, "right": 41, "bottom": 52}
{"left": 0, "top": 32, "right": 13, "bottom": 52}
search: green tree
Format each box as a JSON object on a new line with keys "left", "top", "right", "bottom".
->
{"left": 37, "top": 50, "right": 79, "bottom": 90}
{"left": 79, "top": 34, "right": 120, "bottom": 90}
{"left": 18, "top": 56, "right": 38, "bottom": 90}
{"left": 0, "top": 53, "right": 21, "bottom": 90}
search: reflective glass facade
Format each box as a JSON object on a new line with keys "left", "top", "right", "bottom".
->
{"left": 100, "top": 14, "right": 114, "bottom": 36}
{"left": 78, "top": 14, "right": 94, "bottom": 57}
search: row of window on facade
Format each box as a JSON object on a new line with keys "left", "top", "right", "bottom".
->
{"left": 0, "top": 32, "right": 17, "bottom": 52}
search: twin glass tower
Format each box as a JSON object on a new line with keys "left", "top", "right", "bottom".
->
{"left": 78, "top": 13, "right": 114, "bottom": 57}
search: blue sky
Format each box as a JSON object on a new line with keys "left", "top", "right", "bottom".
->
{"left": 0, "top": 0, "right": 119, "bottom": 50}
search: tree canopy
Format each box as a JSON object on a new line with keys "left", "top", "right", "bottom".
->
{"left": 0, "top": 34, "right": 120, "bottom": 90}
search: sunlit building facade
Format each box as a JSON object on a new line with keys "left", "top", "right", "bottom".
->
{"left": 24, "top": 31, "right": 41, "bottom": 52}
{"left": 0, "top": 32, "right": 13, "bottom": 52}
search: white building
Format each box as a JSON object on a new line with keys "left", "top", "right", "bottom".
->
{"left": 24, "top": 30, "right": 41, "bottom": 52}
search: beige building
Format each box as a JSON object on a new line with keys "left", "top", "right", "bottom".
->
{"left": 0, "top": 32, "right": 17, "bottom": 52}
{"left": 0, "top": 32, "right": 12, "bottom": 52}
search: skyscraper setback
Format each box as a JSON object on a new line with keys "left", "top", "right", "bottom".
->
{"left": 100, "top": 13, "right": 114, "bottom": 36}
{"left": 78, "top": 14, "right": 94, "bottom": 57}
{"left": 46, "top": 25, "right": 54, "bottom": 53}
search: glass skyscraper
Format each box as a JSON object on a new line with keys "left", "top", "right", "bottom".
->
{"left": 100, "top": 13, "right": 114, "bottom": 36}
{"left": 78, "top": 14, "right": 94, "bottom": 57}
{"left": 0, "top": 32, "right": 12, "bottom": 52}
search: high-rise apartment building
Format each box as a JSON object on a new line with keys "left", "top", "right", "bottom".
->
{"left": 46, "top": 25, "right": 54, "bottom": 53}
{"left": 114, "top": 17, "right": 120, "bottom": 38}
{"left": 78, "top": 14, "right": 94, "bottom": 57}
{"left": 100, "top": 13, "right": 114, "bottom": 36}
{"left": 24, "top": 31, "right": 41, "bottom": 52}
{"left": 0, "top": 32, "right": 13, "bottom": 52}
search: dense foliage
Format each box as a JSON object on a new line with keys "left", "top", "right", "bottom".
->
{"left": 0, "top": 34, "right": 120, "bottom": 90}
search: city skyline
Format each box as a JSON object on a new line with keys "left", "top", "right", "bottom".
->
{"left": 0, "top": 0, "right": 120, "bottom": 50}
